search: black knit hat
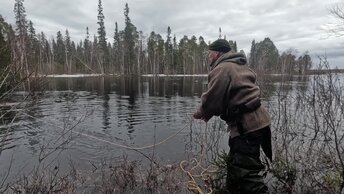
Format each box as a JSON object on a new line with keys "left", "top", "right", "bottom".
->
{"left": 208, "top": 39, "right": 231, "bottom": 52}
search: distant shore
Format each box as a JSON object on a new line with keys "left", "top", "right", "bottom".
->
{"left": 39, "top": 70, "right": 344, "bottom": 78}
{"left": 41, "top": 74, "right": 209, "bottom": 78}
{"left": 306, "top": 68, "right": 344, "bottom": 74}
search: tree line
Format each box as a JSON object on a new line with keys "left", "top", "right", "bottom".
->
{"left": 0, "top": 0, "right": 312, "bottom": 78}
{"left": 249, "top": 38, "right": 312, "bottom": 74}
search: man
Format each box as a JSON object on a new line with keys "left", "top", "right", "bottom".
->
{"left": 193, "top": 39, "right": 272, "bottom": 194}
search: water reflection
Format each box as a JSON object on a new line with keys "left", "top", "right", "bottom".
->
{"left": 47, "top": 76, "right": 207, "bottom": 98}
{"left": 0, "top": 74, "right": 313, "bottom": 183}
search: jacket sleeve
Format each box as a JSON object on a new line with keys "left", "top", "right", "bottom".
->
{"left": 197, "top": 65, "right": 231, "bottom": 118}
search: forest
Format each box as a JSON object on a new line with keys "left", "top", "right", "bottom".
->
{"left": 1, "top": 1, "right": 344, "bottom": 193}
{"left": 0, "top": 0, "right": 312, "bottom": 79}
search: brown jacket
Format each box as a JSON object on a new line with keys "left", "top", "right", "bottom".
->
{"left": 197, "top": 52, "right": 271, "bottom": 138}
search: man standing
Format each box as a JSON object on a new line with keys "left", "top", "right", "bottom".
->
{"left": 193, "top": 39, "right": 272, "bottom": 193}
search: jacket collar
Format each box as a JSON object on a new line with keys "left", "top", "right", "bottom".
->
{"left": 210, "top": 52, "right": 247, "bottom": 70}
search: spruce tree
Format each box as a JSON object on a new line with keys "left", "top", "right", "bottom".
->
{"left": 97, "top": 0, "right": 107, "bottom": 51}
{"left": 0, "top": 16, "right": 11, "bottom": 73}
{"left": 165, "top": 26, "right": 173, "bottom": 74}
{"left": 27, "top": 21, "right": 39, "bottom": 70}
{"left": 84, "top": 27, "right": 90, "bottom": 65}
{"left": 14, "top": 0, "right": 27, "bottom": 38}
{"left": 123, "top": 3, "right": 138, "bottom": 74}
{"left": 75, "top": 40, "right": 84, "bottom": 72}
{"left": 249, "top": 40, "right": 256, "bottom": 68}
{"left": 65, "top": 29, "right": 72, "bottom": 73}
{"left": 172, "top": 35, "right": 178, "bottom": 74}
{"left": 14, "top": 0, "right": 29, "bottom": 76}
{"left": 55, "top": 31, "right": 65, "bottom": 72}
{"left": 254, "top": 38, "right": 279, "bottom": 73}
{"left": 157, "top": 33, "right": 164, "bottom": 74}
{"left": 97, "top": 0, "right": 107, "bottom": 73}
{"left": 148, "top": 31, "right": 157, "bottom": 74}
{"left": 189, "top": 35, "right": 197, "bottom": 74}
{"left": 38, "top": 31, "right": 52, "bottom": 73}
{"left": 198, "top": 36, "right": 208, "bottom": 73}
{"left": 113, "top": 22, "right": 121, "bottom": 73}
{"left": 178, "top": 36, "right": 189, "bottom": 74}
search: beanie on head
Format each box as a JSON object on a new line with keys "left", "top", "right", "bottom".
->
{"left": 208, "top": 39, "right": 231, "bottom": 52}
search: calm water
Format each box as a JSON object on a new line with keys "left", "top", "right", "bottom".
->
{"left": 0, "top": 75, "right": 311, "bottom": 182}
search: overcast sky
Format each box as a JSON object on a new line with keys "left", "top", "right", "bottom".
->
{"left": 1, "top": 0, "right": 343, "bottom": 68}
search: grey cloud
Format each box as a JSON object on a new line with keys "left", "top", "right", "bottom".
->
{"left": 21, "top": 0, "right": 98, "bottom": 40}
{"left": 1, "top": 1, "right": 15, "bottom": 23}
{"left": 312, "top": 45, "right": 344, "bottom": 58}
{"left": 0, "top": 0, "right": 342, "bottom": 67}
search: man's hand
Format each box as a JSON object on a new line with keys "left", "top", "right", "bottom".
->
{"left": 193, "top": 110, "right": 203, "bottom": 119}
{"left": 193, "top": 110, "right": 212, "bottom": 122}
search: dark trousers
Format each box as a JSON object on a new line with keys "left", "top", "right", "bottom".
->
{"left": 226, "top": 126, "right": 271, "bottom": 194}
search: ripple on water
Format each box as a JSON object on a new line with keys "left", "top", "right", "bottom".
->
{"left": 0, "top": 76, "right": 210, "bottom": 180}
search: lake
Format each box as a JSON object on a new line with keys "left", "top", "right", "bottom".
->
{"left": 0, "top": 74, "right": 311, "bottom": 185}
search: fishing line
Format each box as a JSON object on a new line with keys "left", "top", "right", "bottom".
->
{"left": 23, "top": 113, "right": 188, "bottom": 151}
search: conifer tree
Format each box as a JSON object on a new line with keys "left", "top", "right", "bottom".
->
{"left": 249, "top": 40, "right": 256, "bottom": 68}
{"left": 97, "top": 0, "right": 107, "bottom": 51}
{"left": 123, "top": 3, "right": 138, "bottom": 74}
{"left": 172, "top": 35, "right": 178, "bottom": 74}
{"left": 189, "top": 35, "right": 197, "bottom": 74}
{"left": 14, "top": 0, "right": 29, "bottom": 76}
{"left": 157, "top": 33, "right": 164, "bottom": 74}
{"left": 250, "top": 38, "right": 279, "bottom": 73}
{"left": 38, "top": 31, "right": 52, "bottom": 73}
{"left": 84, "top": 27, "right": 91, "bottom": 65}
{"left": 148, "top": 31, "right": 157, "bottom": 74}
{"left": 198, "top": 36, "right": 208, "bottom": 73}
{"left": 178, "top": 35, "right": 189, "bottom": 74}
{"left": 54, "top": 31, "right": 65, "bottom": 72}
{"left": 0, "top": 16, "right": 11, "bottom": 73}
{"left": 65, "top": 29, "right": 72, "bottom": 73}
{"left": 28, "top": 21, "right": 38, "bottom": 63}
{"left": 165, "top": 26, "right": 173, "bottom": 74}
{"left": 113, "top": 22, "right": 122, "bottom": 73}
{"left": 97, "top": 0, "right": 107, "bottom": 73}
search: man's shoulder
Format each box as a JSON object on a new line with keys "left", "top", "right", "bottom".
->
{"left": 210, "top": 62, "right": 231, "bottom": 74}
{"left": 214, "top": 61, "right": 235, "bottom": 69}
{"left": 213, "top": 61, "right": 239, "bottom": 74}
